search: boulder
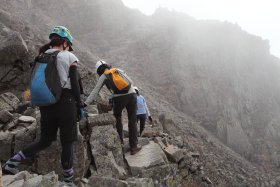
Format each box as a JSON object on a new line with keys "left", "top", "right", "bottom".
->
{"left": 90, "top": 124, "right": 126, "bottom": 179}
{"left": 2, "top": 118, "right": 18, "bottom": 131}
{"left": 126, "top": 178, "right": 155, "bottom": 187}
{"left": 3, "top": 171, "right": 32, "bottom": 186}
{"left": 163, "top": 145, "right": 185, "bottom": 163}
{"left": 149, "top": 164, "right": 181, "bottom": 187}
{"left": 6, "top": 179, "right": 24, "bottom": 187}
{"left": 153, "top": 137, "right": 167, "bottom": 150}
{"left": 87, "top": 176, "right": 155, "bottom": 187}
{"left": 0, "top": 93, "right": 20, "bottom": 111}
{"left": 0, "top": 26, "right": 29, "bottom": 90}
{"left": 88, "top": 113, "right": 115, "bottom": 128}
{"left": 87, "top": 176, "right": 128, "bottom": 187}
{"left": 18, "top": 116, "right": 36, "bottom": 123}
{"left": 139, "top": 164, "right": 181, "bottom": 187}
{"left": 22, "top": 175, "right": 42, "bottom": 187}
{"left": 85, "top": 104, "right": 99, "bottom": 115}
{"left": 34, "top": 130, "right": 87, "bottom": 180}
{"left": 14, "top": 122, "right": 36, "bottom": 153}
{"left": 125, "top": 141, "right": 168, "bottom": 176}
{"left": 141, "top": 125, "right": 163, "bottom": 138}
{"left": 0, "top": 131, "right": 13, "bottom": 161}
{"left": 3, "top": 171, "right": 59, "bottom": 187}
{"left": 0, "top": 110, "right": 13, "bottom": 124}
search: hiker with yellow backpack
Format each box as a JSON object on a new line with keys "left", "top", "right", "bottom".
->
{"left": 84, "top": 60, "right": 142, "bottom": 155}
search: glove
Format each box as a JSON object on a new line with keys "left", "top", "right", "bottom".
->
{"left": 77, "top": 107, "right": 85, "bottom": 121}
{"left": 148, "top": 116, "right": 153, "bottom": 123}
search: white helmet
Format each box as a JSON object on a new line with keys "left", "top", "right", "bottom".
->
{"left": 134, "top": 87, "right": 139, "bottom": 92}
{"left": 95, "top": 60, "right": 107, "bottom": 71}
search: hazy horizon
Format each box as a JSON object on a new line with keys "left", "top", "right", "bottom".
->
{"left": 122, "top": 0, "right": 280, "bottom": 59}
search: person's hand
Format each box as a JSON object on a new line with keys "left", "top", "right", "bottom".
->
{"left": 77, "top": 107, "right": 85, "bottom": 121}
{"left": 148, "top": 116, "right": 153, "bottom": 123}
{"left": 77, "top": 102, "right": 86, "bottom": 121}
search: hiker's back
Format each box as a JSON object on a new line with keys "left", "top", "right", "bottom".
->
{"left": 104, "top": 68, "right": 132, "bottom": 94}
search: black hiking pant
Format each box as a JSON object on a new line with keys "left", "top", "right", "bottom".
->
{"left": 137, "top": 114, "right": 147, "bottom": 136}
{"left": 112, "top": 93, "right": 138, "bottom": 148}
{"left": 22, "top": 90, "right": 77, "bottom": 170}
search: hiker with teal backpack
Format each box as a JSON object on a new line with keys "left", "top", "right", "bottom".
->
{"left": 134, "top": 87, "right": 153, "bottom": 136}
{"left": 2, "top": 26, "right": 84, "bottom": 187}
{"left": 84, "top": 60, "right": 142, "bottom": 155}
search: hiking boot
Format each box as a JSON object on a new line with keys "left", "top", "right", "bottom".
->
{"left": 130, "top": 144, "right": 142, "bottom": 155}
{"left": 2, "top": 160, "right": 20, "bottom": 175}
{"left": 63, "top": 176, "right": 77, "bottom": 187}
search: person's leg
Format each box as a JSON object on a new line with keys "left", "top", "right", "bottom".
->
{"left": 3, "top": 107, "right": 58, "bottom": 174}
{"left": 58, "top": 91, "right": 77, "bottom": 186}
{"left": 61, "top": 141, "right": 74, "bottom": 184}
{"left": 139, "top": 114, "right": 147, "bottom": 136}
{"left": 113, "top": 96, "right": 127, "bottom": 144}
{"left": 126, "top": 93, "right": 138, "bottom": 148}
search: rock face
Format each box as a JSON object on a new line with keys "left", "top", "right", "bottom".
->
{"left": 0, "top": 25, "right": 29, "bottom": 90}
{"left": 0, "top": 131, "right": 13, "bottom": 161}
{"left": 0, "top": 110, "right": 13, "bottom": 124}
{"left": 3, "top": 171, "right": 59, "bottom": 187}
{"left": 90, "top": 124, "right": 126, "bottom": 179}
{"left": 34, "top": 130, "right": 87, "bottom": 180}
{"left": 125, "top": 141, "right": 167, "bottom": 176}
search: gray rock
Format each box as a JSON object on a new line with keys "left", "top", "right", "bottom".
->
{"left": 0, "top": 25, "right": 29, "bottom": 90}
{"left": 126, "top": 178, "right": 155, "bottom": 187}
{"left": 35, "top": 130, "right": 87, "bottom": 180}
{"left": 85, "top": 104, "right": 99, "bottom": 115}
{"left": 6, "top": 179, "right": 24, "bottom": 187}
{"left": 2, "top": 118, "right": 18, "bottom": 131}
{"left": 14, "top": 122, "right": 36, "bottom": 153}
{"left": 22, "top": 175, "right": 43, "bottom": 187}
{"left": 88, "top": 113, "right": 115, "bottom": 128}
{"left": 18, "top": 116, "right": 36, "bottom": 123}
{"left": 87, "top": 176, "right": 128, "bottom": 187}
{"left": 40, "top": 171, "right": 59, "bottom": 187}
{"left": 139, "top": 164, "right": 181, "bottom": 187}
{"left": 141, "top": 125, "right": 163, "bottom": 138}
{"left": 3, "top": 171, "right": 32, "bottom": 186}
{"left": 0, "top": 131, "right": 13, "bottom": 160}
{"left": 0, "top": 110, "right": 13, "bottom": 123}
{"left": 153, "top": 137, "right": 167, "bottom": 150}
{"left": 202, "top": 176, "right": 213, "bottom": 185}
{"left": 125, "top": 141, "right": 167, "bottom": 176}
{"left": 0, "top": 163, "right": 2, "bottom": 187}
{"left": 163, "top": 145, "right": 185, "bottom": 163}
{"left": 174, "top": 136, "right": 184, "bottom": 148}
{"left": 90, "top": 125, "right": 126, "bottom": 178}
{"left": 0, "top": 93, "right": 20, "bottom": 111}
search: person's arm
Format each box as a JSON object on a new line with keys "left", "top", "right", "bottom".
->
{"left": 69, "top": 63, "right": 81, "bottom": 105}
{"left": 78, "top": 71, "right": 84, "bottom": 94}
{"left": 144, "top": 99, "right": 151, "bottom": 117}
{"left": 143, "top": 97, "right": 153, "bottom": 123}
{"left": 85, "top": 74, "right": 106, "bottom": 106}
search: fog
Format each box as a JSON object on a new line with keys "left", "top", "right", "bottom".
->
{"left": 122, "top": 0, "right": 280, "bottom": 58}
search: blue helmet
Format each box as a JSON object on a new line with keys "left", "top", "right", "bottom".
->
{"left": 49, "top": 26, "right": 74, "bottom": 50}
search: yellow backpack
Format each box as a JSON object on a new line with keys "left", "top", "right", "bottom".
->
{"left": 104, "top": 68, "right": 131, "bottom": 94}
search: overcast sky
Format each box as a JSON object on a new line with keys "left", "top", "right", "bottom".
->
{"left": 122, "top": 0, "right": 280, "bottom": 58}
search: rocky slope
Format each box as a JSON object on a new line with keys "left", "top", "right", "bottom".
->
{"left": 1, "top": 0, "right": 280, "bottom": 186}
